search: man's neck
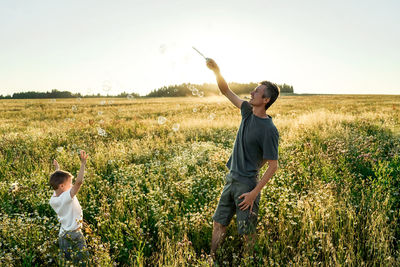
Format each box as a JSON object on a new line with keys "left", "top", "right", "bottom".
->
{"left": 252, "top": 106, "right": 268, "bottom": 118}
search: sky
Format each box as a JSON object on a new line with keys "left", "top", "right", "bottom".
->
{"left": 0, "top": 0, "right": 399, "bottom": 96}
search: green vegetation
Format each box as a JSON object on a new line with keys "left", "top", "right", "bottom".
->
{"left": 0, "top": 82, "right": 293, "bottom": 99}
{"left": 0, "top": 95, "right": 399, "bottom": 266}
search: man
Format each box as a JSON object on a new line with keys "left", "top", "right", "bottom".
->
{"left": 206, "top": 58, "right": 280, "bottom": 260}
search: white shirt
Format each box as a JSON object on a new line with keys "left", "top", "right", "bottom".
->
{"left": 49, "top": 188, "right": 83, "bottom": 237}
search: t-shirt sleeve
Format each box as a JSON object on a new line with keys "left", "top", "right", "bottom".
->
{"left": 240, "top": 101, "right": 252, "bottom": 118}
{"left": 62, "top": 188, "right": 73, "bottom": 203}
{"left": 262, "top": 127, "right": 279, "bottom": 160}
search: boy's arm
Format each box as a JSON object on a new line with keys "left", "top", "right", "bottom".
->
{"left": 70, "top": 150, "right": 88, "bottom": 199}
{"left": 53, "top": 159, "right": 60, "bottom": 171}
{"left": 206, "top": 58, "right": 244, "bottom": 109}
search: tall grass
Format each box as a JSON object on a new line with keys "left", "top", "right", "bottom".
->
{"left": 0, "top": 95, "right": 399, "bottom": 266}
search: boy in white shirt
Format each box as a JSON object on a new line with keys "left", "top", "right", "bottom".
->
{"left": 49, "top": 150, "right": 89, "bottom": 265}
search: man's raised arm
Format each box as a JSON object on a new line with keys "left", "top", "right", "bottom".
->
{"left": 206, "top": 58, "right": 243, "bottom": 109}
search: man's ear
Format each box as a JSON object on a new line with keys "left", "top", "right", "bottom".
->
{"left": 264, "top": 97, "right": 271, "bottom": 105}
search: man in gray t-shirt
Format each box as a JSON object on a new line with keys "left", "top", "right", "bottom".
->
{"left": 206, "top": 58, "right": 280, "bottom": 260}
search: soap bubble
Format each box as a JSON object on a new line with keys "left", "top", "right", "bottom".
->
{"left": 102, "top": 80, "right": 112, "bottom": 93}
{"left": 64, "top": 118, "right": 75, "bottom": 123}
{"left": 50, "top": 99, "right": 56, "bottom": 103}
{"left": 193, "top": 108, "right": 197, "bottom": 113}
{"left": 158, "top": 116, "right": 167, "bottom": 125}
{"left": 127, "top": 94, "right": 134, "bottom": 99}
{"left": 179, "top": 166, "right": 188, "bottom": 175}
{"left": 100, "top": 100, "right": 106, "bottom": 105}
{"left": 77, "top": 97, "right": 82, "bottom": 101}
{"left": 172, "top": 123, "right": 180, "bottom": 132}
{"left": 97, "top": 127, "right": 107, "bottom": 137}
{"left": 72, "top": 105, "right": 77, "bottom": 112}
{"left": 198, "top": 91, "right": 204, "bottom": 97}
{"left": 159, "top": 44, "right": 167, "bottom": 54}
{"left": 72, "top": 144, "right": 77, "bottom": 149}
{"left": 208, "top": 113, "right": 216, "bottom": 120}
{"left": 56, "top": 147, "right": 63, "bottom": 153}
{"left": 99, "top": 119, "right": 104, "bottom": 124}
{"left": 98, "top": 111, "right": 103, "bottom": 116}
{"left": 191, "top": 88, "right": 199, "bottom": 96}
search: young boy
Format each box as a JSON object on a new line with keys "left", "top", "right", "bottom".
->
{"left": 49, "top": 150, "right": 89, "bottom": 265}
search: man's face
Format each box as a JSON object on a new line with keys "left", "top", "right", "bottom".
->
{"left": 249, "top": 84, "right": 269, "bottom": 107}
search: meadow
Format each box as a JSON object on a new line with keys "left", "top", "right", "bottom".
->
{"left": 0, "top": 94, "right": 399, "bottom": 266}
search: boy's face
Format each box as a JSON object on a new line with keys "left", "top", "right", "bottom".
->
{"left": 58, "top": 176, "right": 72, "bottom": 191}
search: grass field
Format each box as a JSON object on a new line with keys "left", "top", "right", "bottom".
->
{"left": 1, "top": 95, "right": 400, "bottom": 266}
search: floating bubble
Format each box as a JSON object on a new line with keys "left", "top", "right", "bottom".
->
{"left": 77, "top": 97, "right": 82, "bottom": 101}
{"left": 97, "top": 127, "right": 107, "bottom": 137}
{"left": 50, "top": 99, "right": 56, "bottom": 103}
{"left": 72, "top": 105, "right": 77, "bottom": 112}
{"left": 72, "top": 144, "right": 77, "bottom": 149}
{"left": 127, "top": 94, "right": 134, "bottom": 99}
{"left": 100, "top": 100, "right": 106, "bottom": 105}
{"left": 98, "top": 111, "right": 103, "bottom": 116}
{"left": 198, "top": 91, "right": 204, "bottom": 97}
{"left": 191, "top": 88, "right": 199, "bottom": 96}
{"left": 56, "top": 147, "right": 63, "bottom": 153}
{"left": 179, "top": 166, "right": 188, "bottom": 175}
{"left": 208, "top": 113, "right": 216, "bottom": 120}
{"left": 108, "top": 100, "right": 114, "bottom": 104}
{"left": 158, "top": 116, "right": 167, "bottom": 125}
{"left": 159, "top": 44, "right": 167, "bottom": 54}
{"left": 193, "top": 108, "right": 197, "bottom": 113}
{"left": 174, "top": 89, "right": 178, "bottom": 92}
{"left": 172, "top": 123, "right": 180, "bottom": 132}
{"left": 99, "top": 119, "right": 104, "bottom": 124}
{"left": 108, "top": 159, "right": 114, "bottom": 165}
{"left": 102, "top": 80, "right": 112, "bottom": 92}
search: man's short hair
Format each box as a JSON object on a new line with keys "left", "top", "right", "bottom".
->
{"left": 49, "top": 170, "right": 72, "bottom": 190}
{"left": 260, "top": 81, "right": 280, "bottom": 110}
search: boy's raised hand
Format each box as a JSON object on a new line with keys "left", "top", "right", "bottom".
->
{"left": 53, "top": 159, "right": 60, "bottom": 171}
{"left": 80, "top": 150, "right": 88, "bottom": 165}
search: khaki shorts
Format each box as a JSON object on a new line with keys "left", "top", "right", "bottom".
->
{"left": 212, "top": 174, "right": 260, "bottom": 235}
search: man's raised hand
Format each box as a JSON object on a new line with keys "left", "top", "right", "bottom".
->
{"left": 206, "top": 58, "right": 220, "bottom": 74}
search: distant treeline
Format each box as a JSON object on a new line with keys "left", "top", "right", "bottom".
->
{"left": 147, "top": 82, "right": 294, "bottom": 97}
{"left": 0, "top": 89, "right": 140, "bottom": 99}
{"left": 0, "top": 82, "right": 293, "bottom": 99}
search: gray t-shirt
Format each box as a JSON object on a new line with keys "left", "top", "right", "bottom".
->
{"left": 226, "top": 101, "right": 279, "bottom": 186}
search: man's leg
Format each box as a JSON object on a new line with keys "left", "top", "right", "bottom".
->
{"left": 211, "top": 176, "right": 235, "bottom": 260}
{"left": 210, "top": 221, "right": 227, "bottom": 258}
{"left": 243, "top": 233, "right": 257, "bottom": 258}
{"left": 233, "top": 181, "right": 260, "bottom": 261}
